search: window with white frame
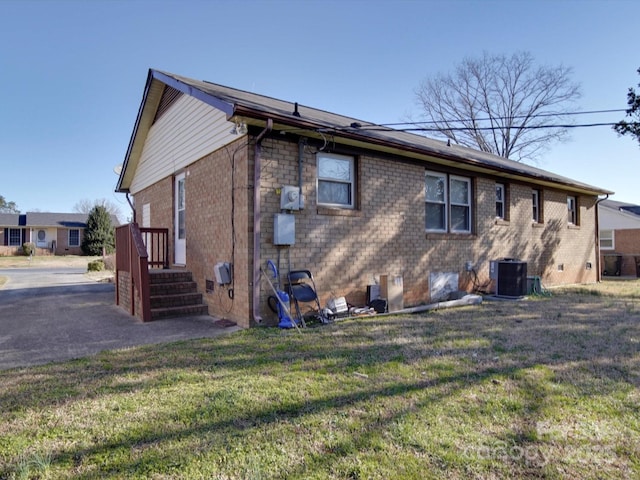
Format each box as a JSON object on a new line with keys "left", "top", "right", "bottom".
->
{"left": 496, "top": 183, "right": 505, "bottom": 219}
{"left": 68, "top": 229, "right": 80, "bottom": 247}
{"left": 599, "top": 229, "right": 614, "bottom": 250}
{"left": 532, "top": 189, "right": 541, "bottom": 223}
{"left": 567, "top": 195, "right": 578, "bottom": 225}
{"left": 317, "top": 153, "right": 355, "bottom": 208}
{"left": 425, "top": 171, "right": 471, "bottom": 233}
{"left": 9, "top": 228, "right": 21, "bottom": 246}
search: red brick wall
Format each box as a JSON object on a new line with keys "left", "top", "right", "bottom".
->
{"left": 133, "top": 138, "right": 253, "bottom": 327}
{"left": 55, "top": 228, "right": 84, "bottom": 256}
{"left": 599, "top": 228, "right": 640, "bottom": 276}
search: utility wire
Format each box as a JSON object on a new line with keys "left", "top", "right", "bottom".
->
{"left": 375, "top": 109, "right": 628, "bottom": 127}
{"left": 354, "top": 122, "right": 623, "bottom": 133}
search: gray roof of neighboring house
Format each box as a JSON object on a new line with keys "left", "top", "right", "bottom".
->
{"left": 0, "top": 213, "right": 24, "bottom": 227}
{"left": 117, "top": 68, "right": 613, "bottom": 196}
{"left": 600, "top": 199, "right": 640, "bottom": 216}
{"left": 0, "top": 212, "right": 121, "bottom": 228}
{"left": 26, "top": 212, "right": 89, "bottom": 228}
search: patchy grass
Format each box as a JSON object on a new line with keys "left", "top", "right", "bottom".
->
{"left": 1, "top": 281, "right": 640, "bottom": 479}
{"left": 0, "top": 255, "right": 114, "bottom": 284}
{"left": 0, "top": 255, "right": 101, "bottom": 269}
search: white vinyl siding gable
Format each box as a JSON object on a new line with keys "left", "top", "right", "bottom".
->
{"left": 130, "top": 95, "right": 238, "bottom": 194}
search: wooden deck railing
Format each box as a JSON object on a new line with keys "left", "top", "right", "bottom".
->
{"left": 115, "top": 223, "right": 168, "bottom": 322}
{"left": 140, "top": 227, "right": 169, "bottom": 269}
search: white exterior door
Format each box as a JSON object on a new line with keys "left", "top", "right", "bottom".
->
{"left": 174, "top": 173, "right": 186, "bottom": 265}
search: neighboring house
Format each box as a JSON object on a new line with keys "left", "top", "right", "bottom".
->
{"left": 598, "top": 199, "right": 640, "bottom": 276}
{"left": 115, "top": 69, "right": 612, "bottom": 328}
{"left": 0, "top": 212, "right": 119, "bottom": 256}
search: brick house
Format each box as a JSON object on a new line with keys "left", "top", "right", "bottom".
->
{"left": 598, "top": 199, "right": 640, "bottom": 277}
{"left": 0, "top": 212, "right": 89, "bottom": 256}
{"left": 115, "top": 69, "right": 612, "bottom": 328}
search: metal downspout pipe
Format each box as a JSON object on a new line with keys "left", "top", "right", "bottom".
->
{"left": 252, "top": 119, "right": 273, "bottom": 324}
{"left": 594, "top": 193, "right": 609, "bottom": 282}
{"left": 126, "top": 192, "right": 136, "bottom": 223}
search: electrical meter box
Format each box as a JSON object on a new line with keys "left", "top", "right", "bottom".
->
{"left": 214, "top": 262, "right": 232, "bottom": 285}
{"left": 280, "top": 186, "right": 301, "bottom": 210}
{"left": 274, "top": 214, "right": 295, "bottom": 245}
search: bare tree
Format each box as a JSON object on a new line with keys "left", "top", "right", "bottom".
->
{"left": 74, "top": 198, "right": 122, "bottom": 223}
{"left": 415, "top": 51, "right": 581, "bottom": 162}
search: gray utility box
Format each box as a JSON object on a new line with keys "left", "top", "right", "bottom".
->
{"left": 490, "top": 258, "right": 527, "bottom": 298}
{"left": 274, "top": 213, "right": 295, "bottom": 245}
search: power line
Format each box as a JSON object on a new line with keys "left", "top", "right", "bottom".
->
{"left": 354, "top": 122, "right": 623, "bottom": 133}
{"left": 374, "top": 109, "right": 628, "bottom": 128}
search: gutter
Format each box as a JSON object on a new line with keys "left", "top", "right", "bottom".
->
{"left": 252, "top": 119, "right": 273, "bottom": 324}
{"left": 232, "top": 106, "right": 612, "bottom": 197}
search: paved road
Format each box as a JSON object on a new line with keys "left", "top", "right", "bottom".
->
{"left": 0, "top": 267, "right": 240, "bottom": 371}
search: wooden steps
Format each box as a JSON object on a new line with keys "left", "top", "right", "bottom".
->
{"left": 149, "top": 270, "right": 208, "bottom": 320}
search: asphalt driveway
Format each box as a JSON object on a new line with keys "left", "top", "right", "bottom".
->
{"left": 0, "top": 267, "right": 240, "bottom": 370}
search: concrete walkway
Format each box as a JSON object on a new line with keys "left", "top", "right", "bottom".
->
{"left": 0, "top": 267, "right": 241, "bottom": 371}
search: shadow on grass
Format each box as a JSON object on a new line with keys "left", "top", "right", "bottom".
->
{"left": 1, "top": 287, "right": 639, "bottom": 478}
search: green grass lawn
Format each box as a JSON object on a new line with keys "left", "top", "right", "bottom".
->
{"left": 1, "top": 281, "right": 639, "bottom": 479}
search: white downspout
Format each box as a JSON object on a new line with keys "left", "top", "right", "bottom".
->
{"left": 252, "top": 119, "right": 273, "bottom": 324}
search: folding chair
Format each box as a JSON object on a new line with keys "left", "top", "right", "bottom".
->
{"left": 286, "top": 270, "right": 327, "bottom": 325}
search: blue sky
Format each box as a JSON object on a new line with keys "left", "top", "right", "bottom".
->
{"left": 1, "top": 0, "right": 638, "bottom": 219}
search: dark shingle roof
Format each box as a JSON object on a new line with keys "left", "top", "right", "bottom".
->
{"left": 117, "top": 68, "right": 613, "bottom": 196}
{"left": 1, "top": 212, "right": 121, "bottom": 228}
{"left": 25, "top": 212, "right": 88, "bottom": 228}
{"left": 0, "top": 213, "right": 23, "bottom": 227}
{"left": 600, "top": 199, "right": 640, "bottom": 216}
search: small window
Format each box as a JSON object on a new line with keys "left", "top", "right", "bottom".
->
{"left": 496, "top": 183, "right": 505, "bottom": 219}
{"left": 532, "top": 189, "right": 541, "bottom": 223}
{"left": 425, "top": 171, "right": 472, "bottom": 234}
{"left": 450, "top": 176, "right": 471, "bottom": 233}
{"left": 69, "top": 229, "right": 80, "bottom": 247}
{"left": 567, "top": 196, "right": 578, "bottom": 225}
{"left": 600, "top": 229, "right": 614, "bottom": 250}
{"left": 425, "top": 172, "right": 447, "bottom": 231}
{"left": 317, "top": 153, "right": 355, "bottom": 209}
{"left": 9, "top": 228, "right": 21, "bottom": 246}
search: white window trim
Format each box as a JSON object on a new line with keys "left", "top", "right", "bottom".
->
{"left": 450, "top": 175, "right": 471, "bottom": 233}
{"left": 425, "top": 171, "right": 472, "bottom": 234}
{"left": 532, "top": 189, "right": 540, "bottom": 223}
{"left": 8, "top": 228, "right": 21, "bottom": 247}
{"left": 496, "top": 183, "right": 505, "bottom": 219}
{"left": 599, "top": 229, "right": 615, "bottom": 250}
{"left": 425, "top": 171, "right": 448, "bottom": 233}
{"left": 68, "top": 229, "right": 80, "bottom": 247}
{"left": 568, "top": 195, "right": 578, "bottom": 225}
{"left": 316, "top": 152, "right": 355, "bottom": 209}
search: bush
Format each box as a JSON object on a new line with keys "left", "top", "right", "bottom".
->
{"left": 87, "top": 259, "right": 105, "bottom": 272}
{"left": 22, "top": 242, "right": 35, "bottom": 256}
{"left": 103, "top": 253, "right": 116, "bottom": 271}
